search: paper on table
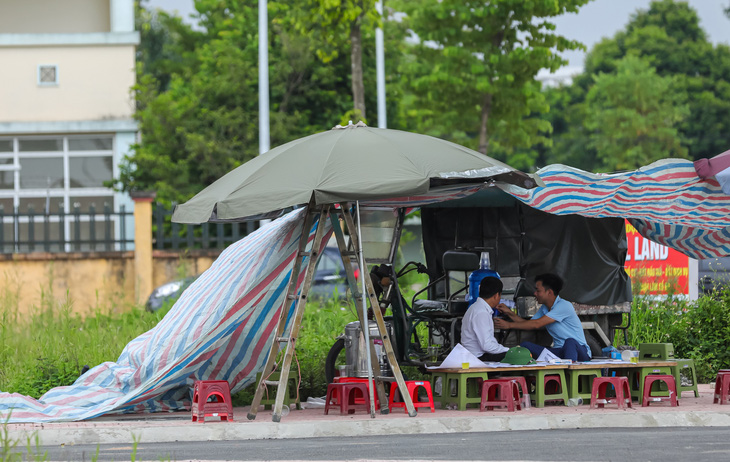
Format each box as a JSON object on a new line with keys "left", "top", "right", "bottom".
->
{"left": 537, "top": 349, "right": 560, "bottom": 363}
{"left": 425, "top": 344, "right": 489, "bottom": 370}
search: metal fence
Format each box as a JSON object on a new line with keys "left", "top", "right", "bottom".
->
{"left": 0, "top": 203, "right": 257, "bottom": 255}
{"left": 153, "top": 203, "right": 255, "bottom": 250}
{"left": 0, "top": 204, "right": 133, "bottom": 254}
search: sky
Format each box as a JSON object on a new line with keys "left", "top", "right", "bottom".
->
{"left": 146, "top": 0, "right": 730, "bottom": 77}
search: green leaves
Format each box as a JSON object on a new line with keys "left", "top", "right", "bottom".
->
{"left": 392, "top": 0, "right": 590, "bottom": 160}
{"left": 584, "top": 55, "right": 689, "bottom": 171}
{"left": 546, "top": 0, "right": 730, "bottom": 170}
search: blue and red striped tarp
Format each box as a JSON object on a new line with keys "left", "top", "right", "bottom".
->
{"left": 0, "top": 208, "right": 327, "bottom": 423}
{"left": 500, "top": 159, "right": 730, "bottom": 259}
{"left": 0, "top": 186, "right": 487, "bottom": 423}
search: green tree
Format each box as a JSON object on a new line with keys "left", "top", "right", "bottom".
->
{"left": 119, "top": 0, "right": 385, "bottom": 203}
{"left": 289, "top": 0, "right": 380, "bottom": 122}
{"left": 392, "top": 0, "right": 590, "bottom": 167}
{"left": 584, "top": 56, "right": 689, "bottom": 171}
{"left": 546, "top": 0, "right": 730, "bottom": 170}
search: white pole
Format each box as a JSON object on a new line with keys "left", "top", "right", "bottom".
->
{"left": 258, "top": 0, "right": 270, "bottom": 154}
{"left": 356, "top": 201, "right": 376, "bottom": 418}
{"left": 375, "top": 0, "right": 386, "bottom": 129}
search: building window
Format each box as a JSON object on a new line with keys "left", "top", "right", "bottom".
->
{"left": 0, "top": 135, "right": 118, "bottom": 251}
{"left": 38, "top": 65, "right": 58, "bottom": 86}
{"left": 19, "top": 157, "right": 64, "bottom": 189}
{"left": 69, "top": 157, "right": 113, "bottom": 188}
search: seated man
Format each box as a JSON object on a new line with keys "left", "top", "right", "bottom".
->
{"left": 494, "top": 273, "right": 591, "bottom": 362}
{"left": 461, "top": 276, "right": 509, "bottom": 362}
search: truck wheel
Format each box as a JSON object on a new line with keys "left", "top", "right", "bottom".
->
{"left": 325, "top": 338, "right": 345, "bottom": 384}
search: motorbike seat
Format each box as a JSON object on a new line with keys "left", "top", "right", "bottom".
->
{"left": 412, "top": 299, "right": 460, "bottom": 319}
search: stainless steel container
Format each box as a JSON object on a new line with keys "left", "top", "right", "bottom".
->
{"left": 343, "top": 320, "right": 394, "bottom": 378}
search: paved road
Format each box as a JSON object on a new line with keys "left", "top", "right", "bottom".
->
{"left": 39, "top": 426, "right": 730, "bottom": 461}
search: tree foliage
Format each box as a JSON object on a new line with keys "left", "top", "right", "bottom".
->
{"left": 585, "top": 56, "right": 688, "bottom": 171}
{"left": 121, "top": 0, "right": 730, "bottom": 203}
{"left": 120, "top": 0, "right": 364, "bottom": 203}
{"left": 545, "top": 0, "right": 730, "bottom": 171}
{"left": 391, "top": 0, "right": 589, "bottom": 168}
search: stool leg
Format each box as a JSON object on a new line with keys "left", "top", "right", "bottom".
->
{"left": 535, "top": 372, "right": 546, "bottom": 408}
{"left": 623, "top": 379, "right": 633, "bottom": 408}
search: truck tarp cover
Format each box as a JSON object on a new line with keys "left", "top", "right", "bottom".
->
{"left": 421, "top": 204, "right": 631, "bottom": 306}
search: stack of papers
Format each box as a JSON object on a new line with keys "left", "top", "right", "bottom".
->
{"left": 425, "top": 344, "right": 488, "bottom": 369}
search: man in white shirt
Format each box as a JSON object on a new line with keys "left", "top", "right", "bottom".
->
{"left": 460, "top": 276, "right": 509, "bottom": 362}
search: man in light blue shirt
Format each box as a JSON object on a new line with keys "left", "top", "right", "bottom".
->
{"left": 494, "top": 273, "right": 591, "bottom": 362}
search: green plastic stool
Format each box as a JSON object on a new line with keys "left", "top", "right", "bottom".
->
{"left": 430, "top": 371, "right": 489, "bottom": 410}
{"left": 638, "top": 343, "right": 674, "bottom": 360}
{"left": 673, "top": 359, "right": 699, "bottom": 398}
{"left": 533, "top": 370, "right": 569, "bottom": 407}
{"left": 255, "top": 371, "right": 301, "bottom": 410}
{"left": 430, "top": 371, "right": 449, "bottom": 409}
{"left": 628, "top": 364, "right": 673, "bottom": 404}
{"left": 568, "top": 368, "right": 601, "bottom": 403}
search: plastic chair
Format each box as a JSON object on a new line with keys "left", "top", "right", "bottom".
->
{"left": 336, "top": 377, "right": 381, "bottom": 408}
{"left": 191, "top": 380, "right": 233, "bottom": 422}
{"left": 388, "top": 380, "right": 435, "bottom": 413}
{"left": 713, "top": 371, "right": 730, "bottom": 404}
{"left": 532, "top": 370, "right": 569, "bottom": 407}
{"left": 255, "top": 370, "right": 301, "bottom": 410}
{"left": 568, "top": 368, "right": 602, "bottom": 403}
{"left": 325, "top": 382, "right": 371, "bottom": 415}
{"left": 480, "top": 379, "right": 522, "bottom": 412}
{"left": 492, "top": 375, "right": 530, "bottom": 408}
{"left": 672, "top": 359, "right": 699, "bottom": 398}
{"left": 641, "top": 375, "right": 678, "bottom": 407}
{"left": 638, "top": 343, "right": 674, "bottom": 360}
{"left": 590, "top": 376, "right": 632, "bottom": 409}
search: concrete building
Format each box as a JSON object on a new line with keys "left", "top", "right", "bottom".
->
{"left": 0, "top": 0, "right": 138, "bottom": 251}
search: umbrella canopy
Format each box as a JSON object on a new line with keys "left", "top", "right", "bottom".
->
{"left": 172, "top": 122, "right": 541, "bottom": 223}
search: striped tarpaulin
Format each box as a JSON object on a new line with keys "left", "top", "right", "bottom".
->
{"left": 0, "top": 208, "right": 330, "bottom": 423}
{"left": 499, "top": 159, "right": 730, "bottom": 259}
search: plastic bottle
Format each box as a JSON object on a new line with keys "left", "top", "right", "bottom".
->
{"left": 467, "top": 252, "right": 500, "bottom": 305}
{"left": 567, "top": 397, "right": 583, "bottom": 407}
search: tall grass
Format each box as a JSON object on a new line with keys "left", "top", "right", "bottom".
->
{"left": 0, "top": 279, "right": 168, "bottom": 398}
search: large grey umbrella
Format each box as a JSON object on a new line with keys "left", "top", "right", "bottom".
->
{"left": 172, "top": 122, "right": 542, "bottom": 223}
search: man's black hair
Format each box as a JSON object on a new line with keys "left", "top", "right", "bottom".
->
{"left": 535, "top": 273, "right": 563, "bottom": 295}
{"left": 479, "top": 276, "right": 503, "bottom": 299}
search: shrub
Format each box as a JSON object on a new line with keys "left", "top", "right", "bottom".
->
{"left": 627, "top": 288, "right": 730, "bottom": 383}
{"left": 667, "top": 292, "right": 730, "bottom": 382}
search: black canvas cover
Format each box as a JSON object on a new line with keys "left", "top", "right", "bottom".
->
{"left": 421, "top": 203, "right": 631, "bottom": 306}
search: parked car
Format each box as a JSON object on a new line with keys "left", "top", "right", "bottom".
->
{"left": 146, "top": 246, "right": 356, "bottom": 312}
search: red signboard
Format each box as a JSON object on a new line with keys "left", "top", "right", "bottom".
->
{"left": 625, "top": 221, "right": 689, "bottom": 295}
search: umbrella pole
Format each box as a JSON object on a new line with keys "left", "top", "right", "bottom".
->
{"left": 335, "top": 203, "right": 417, "bottom": 417}
{"left": 355, "top": 201, "right": 377, "bottom": 418}
{"left": 247, "top": 204, "right": 329, "bottom": 422}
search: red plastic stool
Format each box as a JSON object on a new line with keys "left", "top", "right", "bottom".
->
{"left": 641, "top": 374, "right": 678, "bottom": 407}
{"left": 495, "top": 376, "right": 530, "bottom": 407}
{"left": 590, "top": 376, "right": 632, "bottom": 409}
{"left": 191, "top": 380, "right": 233, "bottom": 422}
{"left": 388, "top": 380, "right": 435, "bottom": 413}
{"left": 713, "top": 372, "right": 730, "bottom": 404}
{"left": 335, "top": 377, "right": 381, "bottom": 408}
{"left": 480, "top": 379, "right": 522, "bottom": 412}
{"left": 325, "top": 382, "right": 371, "bottom": 415}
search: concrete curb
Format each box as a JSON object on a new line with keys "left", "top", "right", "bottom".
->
{"left": 9, "top": 410, "right": 730, "bottom": 446}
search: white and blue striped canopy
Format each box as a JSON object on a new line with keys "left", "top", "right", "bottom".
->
{"left": 500, "top": 159, "right": 730, "bottom": 259}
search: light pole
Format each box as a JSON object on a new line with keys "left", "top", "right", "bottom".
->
{"left": 258, "top": 0, "right": 270, "bottom": 154}
{"left": 375, "top": 0, "right": 386, "bottom": 128}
